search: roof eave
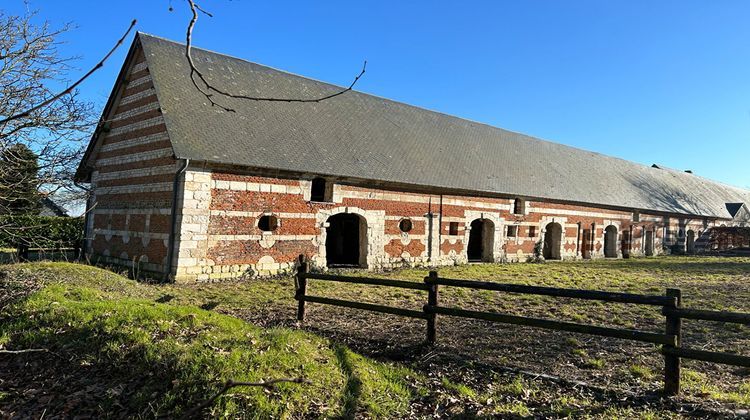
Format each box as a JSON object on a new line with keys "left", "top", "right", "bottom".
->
{"left": 74, "top": 33, "right": 145, "bottom": 183}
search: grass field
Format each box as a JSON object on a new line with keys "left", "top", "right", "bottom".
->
{"left": 1, "top": 257, "right": 749, "bottom": 418}
{"left": 0, "top": 263, "right": 422, "bottom": 418}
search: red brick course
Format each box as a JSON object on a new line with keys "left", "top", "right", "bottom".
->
{"left": 385, "top": 239, "right": 426, "bottom": 258}
{"left": 208, "top": 240, "right": 316, "bottom": 265}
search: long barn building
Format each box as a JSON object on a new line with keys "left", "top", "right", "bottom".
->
{"left": 76, "top": 33, "right": 750, "bottom": 282}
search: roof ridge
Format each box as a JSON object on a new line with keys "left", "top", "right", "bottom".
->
{"left": 658, "top": 165, "right": 750, "bottom": 194}
{"left": 135, "top": 33, "right": 710, "bottom": 185}
{"left": 133, "top": 33, "right": 750, "bottom": 218}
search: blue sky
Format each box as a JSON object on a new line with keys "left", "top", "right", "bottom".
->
{"left": 8, "top": 1, "right": 750, "bottom": 189}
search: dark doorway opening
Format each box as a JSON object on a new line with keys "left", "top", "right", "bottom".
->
{"left": 543, "top": 222, "right": 562, "bottom": 260}
{"left": 326, "top": 213, "right": 366, "bottom": 267}
{"left": 686, "top": 230, "right": 696, "bottom": 254}
{"left": 467, "top": 219, "right": 494, "bottom": 262}
{"left": 582, "top": 229, "right": 591, "bottom": 259}
{"left": 645, "top": 230, "right": 654, "bottom": 256}
{"left": 622, "top": 230, "right": 631, "bottom": 258}
{"left": 604, "top": 225, "right": 618, "bottom": 258}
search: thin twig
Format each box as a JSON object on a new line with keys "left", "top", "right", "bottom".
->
{"left": 179, "top": 377, "right": 310, "bottom": 419}
{"left": 184, "top": 0, "right": 366, "bottom": 112}
{"left": 0, "top": 348, "right": 50, "bottom": 354}
{"left": 0, "top": 19, "right": 137, "bottom": 126}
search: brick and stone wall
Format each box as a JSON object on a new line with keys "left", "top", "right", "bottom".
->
{"left": 86, "top": 47, "right": 177, "bottom": 276}
{"left": 169, "top": 167, "right": 715, "bottom": 282}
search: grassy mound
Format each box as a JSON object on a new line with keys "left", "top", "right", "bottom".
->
{"left": 0, "top": 263, "right": 422, "bottom": 418}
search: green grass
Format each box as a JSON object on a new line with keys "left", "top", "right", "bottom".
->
{"left": 628, "top": 364, "right": 655, "bottom": 380}
{"left": 147, "top": 257, "right": 750, "bottom": 417}
{"left": 152, "top": 257, "right": 750, "bottom": 328}
{"left": 3, "top": 257, "right": 750, "bottom": 418}
{"left": 147, "top": 257, "right": 750, "bottom": 415}
{"left": 0, "top": 263, "right": 423, "bottom": 418}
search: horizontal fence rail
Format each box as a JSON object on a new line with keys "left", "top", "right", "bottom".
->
{"left": 426, "top": 276, "right": 677, "bottom": 307}
{"left": 293, "top": 258, "right": 750, "bottom": 397}
{"left": 298, "top": 272, "right": 431, "bottom": 291}
{"left": 424, "top": 305, "right": 676, "bottom": 346}
{"left": 662, "top": 307, "right": 750, "bottom": 325}
{"left": 661, "top": 346, "right": 750, "bottom": 368}
{"left": 304, "top": 295, "right": 429, "bottom": 319}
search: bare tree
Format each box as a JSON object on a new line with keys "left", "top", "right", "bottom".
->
{"left": 0, "top": 11, "right": 91, "bottom": 199}
{"left": 0, "top": 9, "right": 135, "bottom": 251}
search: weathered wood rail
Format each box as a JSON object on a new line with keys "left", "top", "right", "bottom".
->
{"left": 294, "top": 262, "right": 750, "bottom": 396}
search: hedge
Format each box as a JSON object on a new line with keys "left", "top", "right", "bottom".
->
{"left": 0, "top": 215, "right": 84, "bottom": 248}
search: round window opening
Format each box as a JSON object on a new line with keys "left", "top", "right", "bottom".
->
{"left": 399, "top": 218, "right": 413, "bottom": 233}
{"left": 258, "top": 215, "right": 278, "bottom": 232}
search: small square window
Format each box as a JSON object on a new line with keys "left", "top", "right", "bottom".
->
{"left": 513, "top": 198, "right": 526, "bottom": 215}
{"left": 633, "top": 211, "right": 640, "bottom": 222}
{"left": 310, "top": 177, "right": 333, "bottom": 202}
{"left": 448, "top": 222, "right": 459, "bottom": 236}
{"left": 528, "top": 226, "right": 537, "bottom": 238}
{"left": 507, "top": 225, "right": 518, "bottom": 237}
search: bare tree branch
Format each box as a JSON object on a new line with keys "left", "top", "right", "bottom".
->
{"left": 179, "top": 377, "right": 311, "bottom": 419}
{"left": 0, "top": 19, "right": 137, "bottom": 126}
{"left": 184, "top": 0, "right": 366, "bottom": 112}
{"left": 0, "top": 348, "right": 48, "bottom": 354}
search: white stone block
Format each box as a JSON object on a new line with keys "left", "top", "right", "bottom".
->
{"left": 178, "top": 257, "right": 197, "bottom": 267}
{"left": 229, "top": 181, "right": 246, "bottom": 191}
{"left": 193, "top": 191, "right": 211, "bottom": 201}
{"left": 180, "top": 240, "right": 197, "bottom": 249}
{"left": 192, "top": 173, "right": 211, "bottom": 183}
{"left": 180, "top": 222, "right": 202, "bottom": 231}
{"left": 182, "top": 199, "right": 201, "bottom": 209}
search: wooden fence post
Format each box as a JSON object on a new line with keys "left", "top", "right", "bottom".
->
{"left": 296, "top": 256, "right": 308, "bottom": 322}
{"left": 664, "top": 288, "right": 682, "bottom": 396}
{"left": 425, "top": 270, "right": 439, "bottom": 344}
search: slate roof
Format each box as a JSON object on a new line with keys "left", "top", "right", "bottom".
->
{"left": 80, "top": 33, "right": 750, "bottom": 219}
{"left": 40, "top": 197, "right": 68, "bottom": 217}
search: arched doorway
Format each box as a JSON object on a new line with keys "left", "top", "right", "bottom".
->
{"left": 326, "top": 213, "right": 366, "bottom": 267}
{"left": 543, "top": 222, "right": 562, "bottom": 260}
{"left": 467, "top": 219, "right": 495, "bottom": 262}
{"left": 604, "top": 225, "right": 618, "bottom": 258}
{"left": 686, "top": 230, "right": 696, "bottom": 254}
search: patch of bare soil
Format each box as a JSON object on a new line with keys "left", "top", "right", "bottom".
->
{"left": 0, "top": 349, "right": 159, "bottom": 419}
{"left": 0, "top": 268, "right": 42, "bottom": 311}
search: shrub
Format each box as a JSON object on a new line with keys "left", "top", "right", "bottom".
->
{"left": 0, "top": 215, "right": 84, "bottom": 248}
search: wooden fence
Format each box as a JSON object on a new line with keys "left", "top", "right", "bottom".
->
{"left": 294, "top": 263, "right": 750, "bottom": 396}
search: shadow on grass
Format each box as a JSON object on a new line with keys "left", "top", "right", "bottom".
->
{"left": 333, "top": 345, "right": 362, "bottom": 419}
{"left": 155, "top": 294, "right": 174, "bottom": 303}
{"left": 0, "top": 326, "right": 182, "bottom": 418}
{"left": 200, "top": 300, "right": 219, "bottom": 310}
